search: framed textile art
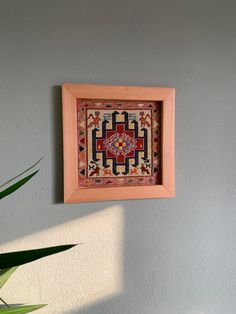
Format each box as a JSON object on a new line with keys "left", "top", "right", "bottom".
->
{"left": 62, "top": 83, "right": 175, "bottom": 203}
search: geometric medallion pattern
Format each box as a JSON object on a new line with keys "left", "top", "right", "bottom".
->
{"left": 77, "top": 99, "right": 162, "bottom": 187}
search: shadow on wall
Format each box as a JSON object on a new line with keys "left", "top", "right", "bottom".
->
{"left": 65, "top": 295, "right": 124, "bottom": 314}
{"left": 51, "top": 85, "right": 64, "bottom": 204}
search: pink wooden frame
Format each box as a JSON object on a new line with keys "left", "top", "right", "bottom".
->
{"left": 62, "top": 83, "right": 175, "bottom": 203}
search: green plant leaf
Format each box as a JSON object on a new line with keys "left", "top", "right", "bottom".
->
{"left": 0, "top": 158, "right": 43, "bottom": 190}
{"left": 0, "top": 304, "right": 46, "bottom": 313}
{"left": 0, "top": 245, "right": 77, "bottom": 269}
{"left": 0, "top": 267, "right": 18, "bottom": 289}
{"left": 0, "top": 171, "right": 39, "bottom": 200}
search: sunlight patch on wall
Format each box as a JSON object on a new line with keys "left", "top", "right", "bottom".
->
{"left": 0, "top": 205, "right": 124, "bottom": 314}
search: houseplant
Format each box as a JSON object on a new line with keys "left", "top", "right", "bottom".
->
{"left": 0, "top": 159, "right": 76, "bottom": 313}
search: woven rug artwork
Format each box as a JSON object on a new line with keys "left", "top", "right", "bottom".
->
{"left": 77, "top": 99, "right": 162, "bottom": 187}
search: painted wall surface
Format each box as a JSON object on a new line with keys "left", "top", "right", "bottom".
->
{"left": 0, "top": 1, "right": 236, "bottom": 313}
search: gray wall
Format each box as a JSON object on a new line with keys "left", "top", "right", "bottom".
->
{"left": 1, "top": 0, "right": 236, "bottom": 313}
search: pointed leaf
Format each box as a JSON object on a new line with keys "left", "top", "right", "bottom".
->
{"left": 0, "top": 158, "right": 43, "bottom": 190}
{"left": 0, "top": 171, "right": 39, "bottom": 200}
{"left": 0, "top": 244, "right": 77, "bottom": 269}
{"left": 0, "top": 304, "right": 46, "bottom": 313}
{"left": 0, "top": 268, "right": 17, "bottom": 289}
